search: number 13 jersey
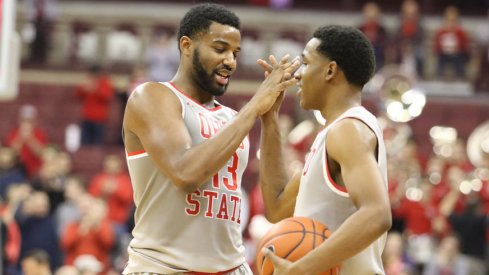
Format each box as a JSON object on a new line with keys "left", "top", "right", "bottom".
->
{"left": 123, "top": 82, "right": 250, "bottom": 274}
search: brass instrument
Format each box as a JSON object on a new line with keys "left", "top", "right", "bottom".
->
{"left": 467, "top": 120, "right": 489, "bottom": 169}
{"left": 366, "top": 65, "right": 426, "bottom": 123}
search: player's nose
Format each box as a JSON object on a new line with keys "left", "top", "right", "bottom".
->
{"left": 223, "top": 53, "right": 237, "bottom": 71}
{"left": 294, "top": 66, "right": 303, "bottom": 80}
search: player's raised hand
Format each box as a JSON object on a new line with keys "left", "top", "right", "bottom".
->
{"left": 250, "top": 54, "right": 300, "bottom": 116}
{"left": 257, "top": 55, "right": 299, "bottom": 118}
{"left": 257, "top": 54, "right": 300, "bottom": 80}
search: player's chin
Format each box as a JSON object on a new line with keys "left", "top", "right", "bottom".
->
{"left": 212, "top": 83, "right": 228, "bottom": 96}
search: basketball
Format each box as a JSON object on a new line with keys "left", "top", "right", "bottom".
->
{"left": 255, "top": 216, "right": 340, "bottom": 275}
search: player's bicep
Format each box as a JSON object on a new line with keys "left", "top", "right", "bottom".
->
{"left": 125, "top": 82, "right": 192, "bottom": 171}
{"left": 327, "top": 120, "right": 387, "bottom": 209}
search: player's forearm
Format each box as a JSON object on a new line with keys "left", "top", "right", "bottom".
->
{"left": 293, "top": 206, "right": 391, "bottom": 273}
{"left": 259, "top": 115, "right": 290, "bottom": 221}
{"left": 173, "top": 104, "right": 258, "bottom": 192}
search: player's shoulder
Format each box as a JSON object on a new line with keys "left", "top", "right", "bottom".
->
{"left": 130, "top": 81, "right": 170, "bottom": 98}
{"left": 125, "top": 82, "right": 182, "bottom": 122}
{"left": 128, "top": 81, "right": 178, "bottom": 105}
{"left": 328, "top": 117, "right": 375, "bottom": 144}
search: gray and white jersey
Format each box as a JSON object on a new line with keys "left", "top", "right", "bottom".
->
{"left": 123, "top": 82, "right": 250, "bottom": 274}
{"left": 294, "top": 106, "right": 387, "bottom": 275}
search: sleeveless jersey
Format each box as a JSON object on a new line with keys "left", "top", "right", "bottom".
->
{"left": 294, "top": 106, "right": 387, "bottom": 275}
{"left": 123, "top": 82, "right": 250, "bottom": 274}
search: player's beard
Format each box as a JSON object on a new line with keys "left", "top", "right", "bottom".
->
{"left": 192, "top": 49, "right": 228, "bottom": 96}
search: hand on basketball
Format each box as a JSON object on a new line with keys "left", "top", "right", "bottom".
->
{"left": 262, "top": 247, "right": 307, "bottom": 275}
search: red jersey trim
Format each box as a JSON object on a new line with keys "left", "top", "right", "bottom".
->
{"left": 168, "top": 82, "right": 223, "bottom": 112}
{"left": 186, "top": 265, "right": 240, "bottom": 275}
{"left": 321, "top": 114, "right": 377, "bottom": 196}
{"left": 127, "top": 150, "right": 146, "bottom": 156}
{"left": 324, "top": 150, "right": 348, "bottom": 194}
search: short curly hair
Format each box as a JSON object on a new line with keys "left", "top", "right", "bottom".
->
{"left": 177, "top": 3, "right": 240, "bottom": 42}
{"left": 313, "top": 25, "right": 375, "bottom": 88}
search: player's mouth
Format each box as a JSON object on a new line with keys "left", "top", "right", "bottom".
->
{"left": 215, "top": 71, "right": 231, "bottom": 86}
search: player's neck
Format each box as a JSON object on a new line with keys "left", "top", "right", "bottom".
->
{"left": 322, "top": 88, "right": 361, "bottom": 125}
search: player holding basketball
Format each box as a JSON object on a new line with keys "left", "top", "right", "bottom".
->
{"left": 259, "top": 25, "right": 392, "bottom": 274}
{"left": 122, "top": 3, "right": 299, "bottom": 275}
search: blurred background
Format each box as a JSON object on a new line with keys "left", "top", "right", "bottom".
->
{"left": 1, "top": 0, "right": 489, "bottom": 274}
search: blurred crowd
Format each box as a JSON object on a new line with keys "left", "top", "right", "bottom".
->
{"left": 0, "top": 104, "right": 134, "bottom": 275}
{"left": 356, "top": 0, "right": 488, "bottom": 87}
{"left": 22, "top": 0, "right": 489, "bottom": 91}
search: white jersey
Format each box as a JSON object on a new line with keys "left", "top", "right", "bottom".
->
{"left": 123, "top": 82, "right": 250, "bottom": 274}
{"left": 294, "top": 106, "right": 387, "bottom": 275}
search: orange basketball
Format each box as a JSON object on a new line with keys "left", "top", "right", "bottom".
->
{"left": 255, "top": 217, "right": 340, "bottom": 275}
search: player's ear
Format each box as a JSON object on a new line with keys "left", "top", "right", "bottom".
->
{"left": 324, "top": 61, "right": 338, "bottom": 81}
{"left": 179, "top": 36, "right": 193, "bottom": 56}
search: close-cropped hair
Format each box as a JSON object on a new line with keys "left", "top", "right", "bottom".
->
{"left": 177, "top": 3, "right": 241, "bottom": 42}
{"left": 313, "top": 25, "right": 375, "bottom": 88}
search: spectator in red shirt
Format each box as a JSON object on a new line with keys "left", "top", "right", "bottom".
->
{"left": 60, "top": 196, "right": 114, "bottom": 272}
{"left": 4, "top": 105, "right": 48, "bottom": 178}
{"left": 75, "top": 64, "right": 114, "bottom": 145}
{"left": 88, "top": 154, "right": 133, "bottom": 228}
{"left": 434, "top": 5, "right": 470, "bottom": 79}
{"left": 391, "top": 179, "right": 442, "bottom": 273}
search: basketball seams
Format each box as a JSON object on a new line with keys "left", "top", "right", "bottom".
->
{"left": 283, "top": 220, "right": 306, "bottom": 259}
{"left": 256, "top": 217, "right": 337, "bottom": 275}
{"left": 259, "top": 224, "right": 331, "bottom": 251}
{"left": 258, "top": 219, "right": 309, "bottom": 246}
{"left": 264, "top": 230, "right": 325, "bottom": 240}
{"left": 311, "top": 219, "right": 317, "bottom": 249}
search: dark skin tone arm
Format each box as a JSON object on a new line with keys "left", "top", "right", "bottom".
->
{"left": 263, "top": 119, "right": 392, "bottom": 274}
{"left": 257, "top": 56, "right": 302, "bottom": 222}
{"left": 123, "top": 56, "right": 299, "bottom": 193}
{"left": 259, "top": 91, "right": 301, "bottom": 223}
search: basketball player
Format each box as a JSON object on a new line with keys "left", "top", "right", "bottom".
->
{"left": 122, "top": 3, "right": 299, "bottom": 275}
{"left": 258, "top": 25, "right": 392, "bottom": 274}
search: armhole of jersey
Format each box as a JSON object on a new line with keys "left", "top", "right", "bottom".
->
{"left": 322, "top": 115, "right": 381, "bottom": 196}
{"left": 126, "top": 149, "right": 149, "bottom": 160}
{"left": 161, "top": 81, "right": 185, "bottom": 119}
{"left": 323, "top": 147, "right": 349, "bottom": 197}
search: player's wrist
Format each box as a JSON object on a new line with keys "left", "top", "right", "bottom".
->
{"left": 260, "top": 111, "right": 279, "bottom": 122}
